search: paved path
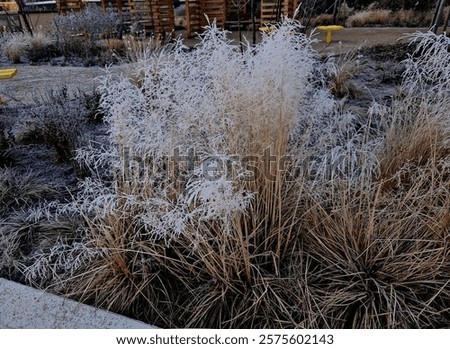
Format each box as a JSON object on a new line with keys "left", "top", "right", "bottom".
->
{"left": 0, "top": 278, "right": 156, "bottom": 329}
{"left": 0, "top": 27, "right": 428, "bottom": 107}
{"left": 0, "top": 65, "right": 105, "bottom": 107}
{"left": 177, "top": 27, "right": 428, "bottom": 53}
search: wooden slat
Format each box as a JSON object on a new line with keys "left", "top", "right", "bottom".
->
{"left": 260, "top": 0, "right": 294, "bottom": 24}
{"left": 186, "top": 0, "right": 228, "bottom": 36}
{"left": 126, "top": 0, "right": 174, "bottom": 37}
{"left": 56, "top": 0, "right": 84, "bottom": 14}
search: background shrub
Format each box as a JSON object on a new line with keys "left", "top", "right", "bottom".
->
{"left": 17, "top": 86, "right": 91, "bottom": 163}
{"left": 345, "top": 0, "right": 436, "bottom": 11}
{"left": 0, "top": 32, "right": 28, "bottom": 63}
{"left": 25, "top": 31, "right": 60, "bottom": 63}
{"left": 52, "top": 5, "right": 120, "bottom": 62}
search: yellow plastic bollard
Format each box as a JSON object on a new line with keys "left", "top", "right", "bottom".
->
{"left": 317, "top": 25, "right": 344, "bottom": 44}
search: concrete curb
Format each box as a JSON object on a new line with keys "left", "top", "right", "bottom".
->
{"left": 0, "top": 278, "right": 157, "bottom": 329}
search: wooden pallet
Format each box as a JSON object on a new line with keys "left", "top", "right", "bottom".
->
{"left": 260, "top": 0, "right": 298, "bottom": 25}
{"left": 0, "top": 2, "right": 19, "bottom": 12}
{"left": 185, "top": 0, "right": 203, "bottom": 37}
{"left": 56, "top": 0, "right": 84, "bottom": 14}
{"left": 127, "top": 0, "right": 174, "bottom": 37}
{"left": 204, "top": 0, "right": 227, "bottom": 27}
{"left": 101, "top": 0, "right": 127, "bottom": 11}
{"left": 153, "top": 0, "right": 175, "bottom": 36}
{"left": 186, "top": 0, "right": 227, "bottom": 37}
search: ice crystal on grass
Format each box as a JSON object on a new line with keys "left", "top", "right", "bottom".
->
{"left": 84, "top": 18, "right": 332, "bottom": 238}
{"left": 24, "top": 239, "right": 106, "bottom": 284}
{"left": 41, "top": 20, "right": 383, "bottom": 290}
{"left": 24, "top": 19, "right": 450, "bottom": 328}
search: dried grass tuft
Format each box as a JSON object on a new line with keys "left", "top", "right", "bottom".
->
{"left": 346, "top": 10, "right": 391, "bottom": 27}
{"left": 325, "top": 48, "right": 365, "bottom": 98}
{"left": 11, "top": 25, "right": 450, "bottom": 329}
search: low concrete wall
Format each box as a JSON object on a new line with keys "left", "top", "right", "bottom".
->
{"left": 0, "top": 278, "right": 157, "bottom": 329}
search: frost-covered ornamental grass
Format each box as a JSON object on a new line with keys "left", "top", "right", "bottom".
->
{"left": 5, "top": 24, "right": 450, "bottom": 328}
{"left": 1, "top": 32, "right": 30, "bottom": 63}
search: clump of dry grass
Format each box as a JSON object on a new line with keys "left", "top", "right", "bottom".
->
{"left": 0, "top": 209, "right": 81, "bottom": 282}
{"left": 27, "top": 30, "right": 53, "bottom": 51}
{"left": 24, "top": 19, "right": 334, "bottom": 327}
{"left": 105, "top": 38, "right": 126, "bottom": 55}
{"left": 324, "top": 47, "right": 365, "bottom": 98}
{"left": 0, "top": 168, "right": 59, "bottom": 216}
{"left": 313, "top": 1, "right": 354, "bottom": 26}
{"left": 393, "top": 9, "right": 415, "bottom": 25}
{"left": 378, "top": 32, "right": 450, "bottom": 187}
{"left": 300, "top": 31, "right": 450, "bottom": 325}
{"left": 16, "top": 85, "right": 93, "bottom": 163}
{"left": 301, "top": 170, "right": 450, "bottom": 328}
{"left": 25, "top": 30, "right": 59, "bottom": 63}
{"left": 15, "top": 26, "right": 450, "bottom": 329}
{"left": 390, "top": 9, "right": 434, "bottom": 27}
{"left": 122, "top": 35, "right": 165, "bottom": 62}
{"left": 0, "top": 119, "right": 11, "bottom": 166}
{"left": 1, "top": 32, "right": 29, "bottom": 63}
{"left": 346, "top": 9, "right": 391, "bottom": 27}
{"left": 51, "top": 6, "right": 120, "bottom": 64}
{"left": 0, "top": 30, "right": 57, "bottom": 64}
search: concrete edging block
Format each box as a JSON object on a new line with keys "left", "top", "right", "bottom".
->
{"left": 0, "top": 278, "right": 157, "bottom": 329}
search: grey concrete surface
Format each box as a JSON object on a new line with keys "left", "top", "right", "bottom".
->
{"left": 0, "top": 278, "right": 157, "bottom": 329}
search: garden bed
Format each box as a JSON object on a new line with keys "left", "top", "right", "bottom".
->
{"left": 1, "top": 22, "right": 450, "bottom": 329}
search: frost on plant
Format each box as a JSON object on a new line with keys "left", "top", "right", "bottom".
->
{"left": 85, "top": 19, "right": 322, "bottom": 236}
{"left": 52, "top": 5, "right": 119, "bottom": 41}
{"left": 74, "top": 19, "right": 383, "bottom": 237}
{"left": 26, "top": 18, "right": 383, "bottom": 285}
{"left": 0, "top": 32, "right": 29, "bottom": 63}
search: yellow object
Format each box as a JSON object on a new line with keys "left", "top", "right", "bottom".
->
{"left": 0, "top": 68, "right": 17, "bottom": 104}
{"left": 317, "top": 25, "right": 344, "bottom": 44}
{"left": 0, "top": 68, "right": 17, "bottom": 79}
{"left": 259, "top": 26, "right": 275, "bottom": 34}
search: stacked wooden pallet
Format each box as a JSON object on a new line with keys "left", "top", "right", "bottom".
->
{"left": 56, "top": 0, "right": 84, "bottom": 14}
{"left": 186, "top": 0, "right": 301, "bottom": 37}
{"left": 101, "top": 0, "right": 127, "bottom": 11}
{"left": 185, "top": 0, "right": 203, "bottom": 37}
{"left": 0, "top": 1, "right": 19, "bottom": 12}
{"left": 127, "top": 0, "right": 174, "bottom": 37}
{"left": 128, "top": 0, "right": 156, "bottom": 34}
{"left": 204, "top": 0, "right": 227, "bottom": 27}
{"left": 185, "top": 0, "right": 227, "bottom": 37}
{"left": 153, "top": 0, "right": 175, "bottom": 37}
{"left": 260, "top": 0, "right": 298, "bottom": 25}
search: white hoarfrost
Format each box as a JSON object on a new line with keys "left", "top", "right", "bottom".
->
{"left": 23, "top": 18, "right": 393, "bottom": 282}
{"left": 81, "top": 19, "right": 325, "bottom": 237}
